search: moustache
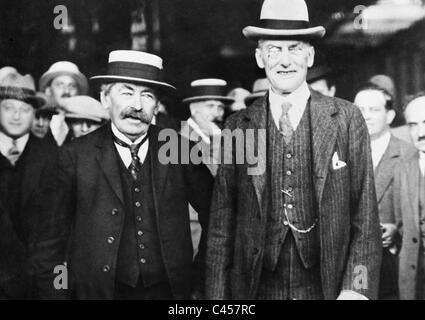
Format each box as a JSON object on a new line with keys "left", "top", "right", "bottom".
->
{"left": 121, "top": 108, "right": 150, "bottom": 124}
{"left": 61, "top": 93, "right": 71, "bottom": 98}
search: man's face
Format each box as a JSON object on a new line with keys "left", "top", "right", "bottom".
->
{"left": 0, "top": 99, "right": 35, "bottom": 139}
{"left": 354, "top": 89, "right": 394, "bottom": 140}
{"left": 190, "top": 100, "right": 225, "bottom": 128}
{"left": 46, "top": 75, "right": 79, "bottom": 105}
{"left": 31, "top": 112, "right": 52, "bottom": 138}
{"left": 310, "top": 79, "right": 336, "bottom": 97}
{"left": 101, "top": 82, "right": 158, "bottom": 141}
{"left": 255, "top": 40, "right": 314, "bottom": 95}
{"left": 404, "top": 97, "right": 425, "bottom": 152}
{"left": 66, "top": 119, "right": 102, "bottom": 139}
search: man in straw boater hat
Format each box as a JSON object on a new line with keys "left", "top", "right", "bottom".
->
{"left": 206, "top": 0, "right": 381, "bottom": 300}
{"left": 0, "top": 69, "right": 58, "bottom": 299}
{"left": 33, "top": 50, "right": 213, "bottom": 300}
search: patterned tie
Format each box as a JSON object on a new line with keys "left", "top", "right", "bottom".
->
{"left": 113, "top": 134, "right": 149, "bottom": 181}
{"left": 7, "top": 140, "right": 21, "bottom": 166}
{"left": 279, "top": 102, "right": 294, "bottom": 144}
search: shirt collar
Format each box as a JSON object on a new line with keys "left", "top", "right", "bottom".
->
{"left": 371, "top": 131, "right": 391, "bottom": 150}
{"left": 419, "top": 151, "right": 425, "bottom": 176}
{"left": 0, "top": 131, "right": 30, "bottom": 154}
{"left": 111, "top": 123, "right": 147, "bottom": 146}
{"left": 268, "top": 81, "right": 311, "bottom": 110}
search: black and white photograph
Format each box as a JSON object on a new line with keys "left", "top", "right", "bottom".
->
{"left": 0, "top": 0, "right": 425, "bottom": 305}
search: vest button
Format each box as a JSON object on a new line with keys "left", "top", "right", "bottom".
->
{"left": 412, "top": 238, "right": 418, "bottom": 243}
{"left": 286, "top": 154, "right": 292, "bottom": 159}
{"left": 140, "top": 258, "right": 146, "bottom": 264}
{"left": 134, "top": 187, "right": 141, "bottom": 193}
{"left": 286, "top": 170, "right": 292, "bottom": 176}
{"left": 102, "top": 265, "right": 110, "bottom": 272}
{"left": 287, "top": 204, "right": 294, "bottom": 209}
{"left": 135, "top": 202, "right": 141, "bottom": 207}
{"left": 138, "top": 230, "right": 144, "bottom": 236}
{"left": 111, "top": 209, "right": 119, "bottom": 215}
{"left": 136, "top": 216, "right": 142, "bottom": 222}
{"left": 283, "top": 220, "right": 289, "bottom": 226}
{"left": 139, "top": 244, "right": 145, "bottom": 249}
{"left": 107, "top": 236, "right": 115, "bottom": 244}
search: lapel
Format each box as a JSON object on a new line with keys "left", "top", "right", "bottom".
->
{"left": 95, "top": 125, "right": 124, "bottom": 204}
{"left": 243, "top": 95, "right": 268, "bottom": 218}
{"left": 309, "top": 90, "right": 339, "bottom": 204}
{"left": 406, "top": 152, "right": 420, "bottom": 227}
{"left": 374, "top": 135, "right": 400, "bottom": 203}
{"left": 148, "top": 125, "right": 169, "bottom": 208}
{"left": 20, "top": 135, "right": 45, "bottom": 209}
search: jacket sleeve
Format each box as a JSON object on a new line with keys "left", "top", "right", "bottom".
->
{"left": 341, "top": 107, "right": 382, "bottom": 299}
{"left": 31, "top": 145, "right": 76, "bottom": 299}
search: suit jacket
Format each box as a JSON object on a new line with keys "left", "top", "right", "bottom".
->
{"left": 0, "top": 134, "right": 58, "bottom": 298}
{"left": 396, "top": 151, "right": 423, "bottom": 300}
{"left": 33, "top": 124, "right": 213, "bottom": 299}
{"left": 205, "top": 90, "right": 382, "bottom": 300}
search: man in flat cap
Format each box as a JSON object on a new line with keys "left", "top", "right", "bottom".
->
{"left": 34, "top": 50, "right": 213, "bottom": 300}
{"left": 0, "top": 70, "right": 58, "bottom": 298}
{"left": 206, "top": 0, "right": 381, "bottom": 300}
{"left": 31, "top": 92, "right": 58, "bottom": 143}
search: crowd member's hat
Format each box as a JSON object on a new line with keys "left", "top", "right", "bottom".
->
{"left": 182, "top": 78, "right": 234, "bottom": 104}
{"left": 0, "top": 70, "right": 45, "bottom": 109}
{"left": 0, "top": 66, "right": 19, "bottom": 83}
{"left": 35, "top": 92, "right": 59, "bottom": 116}
{"left": 91, "top": 50, "right": 176, "bottom": 94}
{"left": 244, "top": 78, "right": 270, "bottom": 105}
{"left": 62, "top": 96, "right": 110, "bottom": 123}
{"left": 39, "top": 61, "right": 89, "bottom": 94}
{"left": 243, "top": 0, "right": 326, "bottom": 41}
{"left": 367, "top": 74, "right": 395, "bottom": 100}
{"left": 307, "top": 66, "right": 333, "bottom": 83}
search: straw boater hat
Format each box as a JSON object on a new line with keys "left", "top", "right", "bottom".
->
{"left": 182, "top": 79, "right": 235, "bottom": 104}
{"left": 62, "top": 96, "right": 110, "bottom": 123}
{"left": 39, "top": 61, "right": 89, "bottom": 94}
{"left": 0, "top": 70, "right": 45, "bottom": 109}
{"left": 90, "top": 50, "right": 176, "bottom": 94}
{"left": 244, "top": 78, "right": 270, "bottom": 106}
{"left": 243, "top": 0, "right": 325, "bottom": 41}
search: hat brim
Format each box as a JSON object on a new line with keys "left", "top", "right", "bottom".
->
{"left": 243, "top": 26, "right": 326, "bottom": 41}
{"left": 90, "top": 76, "right": 176, "bottom": 94}
{"left": 182, "top": 95, "right": 235, "bottom": 104}
{"left": 0, "top": 90, "right": 46, "bottom": 109}
{"left": 65, "top": 113, "right": 106, "bottom": 123}
{"left": 244, "top": 92, "right": 267, "bottom": 106}
{"left": 39, "top": 71, "right": 89, "bottom": 95}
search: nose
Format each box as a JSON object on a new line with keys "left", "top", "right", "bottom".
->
{"left": 35, "top": 117, "right": 44, "bottom": 126}
{"left": 279, "top": 47, "right": 291, "bottom": 68}
{"left": 12, "top": 109, "right": 21, "bottom": 121}
{"left": 132, "top": 95, "right": 143, "bottom": 111}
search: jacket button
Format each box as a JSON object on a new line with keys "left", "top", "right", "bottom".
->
{"left": 107, "top": 237, "right": 115, "bottom": 244}
{"left": 111, "top": 209, "right": 118, "bottom": 215}
{"left": 134, "top": 187, "right": 141, "bottom": 193}
{"left": 102, "top": 265, "right": 110, "bottom": 272}
{"left": 413, "top": 238, "right": 418, "bottom": 244}
{"left": 140, "top": 258, "right": 146, "bottom": 264}
{"left": 135, "top": 202, "right": 141, "bottom": 208}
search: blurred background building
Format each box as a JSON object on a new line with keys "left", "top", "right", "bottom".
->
{"left": 1, "top": 0, "right": 425, "bottom": 123}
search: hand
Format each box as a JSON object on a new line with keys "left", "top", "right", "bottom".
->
{"left": 381, "top": 223, "right": 397, "bottom": 248}
{"left": 337, "top": 290, "right": 368, "bottom": 300}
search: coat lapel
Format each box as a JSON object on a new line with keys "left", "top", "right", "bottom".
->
{"left": 406, "top": 152, "right": 420, "bottom": 227}
{"left": 374, "top": 135, "right": 400, "bottom": 203}
{"left": 310, "top": 91, "right": 339, "bottom": 204}
{"left": 95, "top": 126, "right": 124, "bottom": 204}
{"left": 244, "top": 95, "right": 268, "bottom": 218}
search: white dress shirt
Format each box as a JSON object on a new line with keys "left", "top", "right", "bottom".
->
{"left": 268, "top": 81, "right": 311, "bottom": 131}
{"left": 111, "top": 123, "right": 149, "bottom": 168}
{"left": 50, "top": 111, "right": 69, "bottom": 146}
{"left": 419, "top": 151, "right": 425, "bottom": 177}
{"left": 0, "top": 131, "right": 29, "bottom": 158}
{"left": 371, "top": 131, "right": 391, "bottom": 169}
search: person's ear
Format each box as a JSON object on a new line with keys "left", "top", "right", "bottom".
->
{"left": 307, "top": 45, "right": 315, "bottom": 68}
{"left": 386, "top": 109, "right": 396, "bottom": 125}
{"left": 100, "top": 91, "right": 111, "bottom": 110}
{"left": 255, "top": 48, "right": 265, "bottom": 69}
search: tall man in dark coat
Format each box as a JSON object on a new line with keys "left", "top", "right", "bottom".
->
{"left": 205, "top": 0, "right": 382, "bottom": 300}
{"left": 0, "top": 70, "right": 58, "bottom": 298}
{"left": 33, "top": 50, "right": 213, "bottom": 299}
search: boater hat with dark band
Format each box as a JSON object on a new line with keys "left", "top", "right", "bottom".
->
{"left": 90, "top": 50, "right": 176, "bottom": 93}
{"left": 243, "top": 0, "right": 325, "bottom": 41}
{"left": 182, "top": 79, "right": 235, "bottom": 104}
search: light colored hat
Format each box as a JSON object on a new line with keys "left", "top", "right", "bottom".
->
{"left": 368, "top": 74, "right": 395, "bottom": 100}
{"left": 90, "top": 50, "right": 176, "bottom": 93}
{"left": 62, "top": 96, "right": 109, "bottom": 123}
{"left": 243, "top": 0, "right": 326, "bottom": 41}
{"left": 244, "top": 78, "right": 270, "bottom": 105}
{"left": 39, "top": 61, "right": 89, "bottom": 94}
{"left": 0, "top": 66, "right": 18, "bottom": 83}
{"left": 182, "top": 78, "right": 235, "bottom": 104}
{"left": 0, "top": 70, "right": 45, "bottom": 108}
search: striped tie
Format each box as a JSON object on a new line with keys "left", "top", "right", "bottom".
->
{"left": 279, "top": 102, "right": 294, "bottom": 144}
{"left": 7, "top": 140, "right": 20, "bottom": 166}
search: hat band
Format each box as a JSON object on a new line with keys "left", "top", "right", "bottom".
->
{"left": 191, "top": 85, "right": 227, "bottom": 98}
{"left": 0, "top": 86, "right": 37, "bottom": 101}
{"left": 107, "top": 61, "right": 163, "bottom": 82}
{"left": 259, "top": 19, "right": 310, "bottom": 30}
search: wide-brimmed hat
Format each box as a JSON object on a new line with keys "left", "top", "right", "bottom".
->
{"left": 182, "top": 79, "right": 235, "bottom": 104}
{"left": 62, "top": 96, "right": 110, "bottom": 123}
{"left": 244, "top": 78, "right": 270, "bottom": 105}
{"left": 243, "top": 0, "right": 325, "bottom": 41}
{"left": 0, "top": 70, "right": 46, "bottom": 109}
{"left": 90, "top": 50, "right": 176, "bottom": 94}
{"left": 39, "top": 61, "right": 89, "bottom": 94}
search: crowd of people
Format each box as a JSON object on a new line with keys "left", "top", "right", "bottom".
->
{"left": 0, "top": 0, "right": 424, "bottom": 300}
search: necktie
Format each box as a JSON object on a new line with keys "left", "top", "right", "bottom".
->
{"left": 113, "top": 134, "right": 149, "bottom": 181}
{"left": 7, "top": 140, "right": 20, "bottom": 166}
{"left": 279, "top": 102, "right": 294, "bottom": 144}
